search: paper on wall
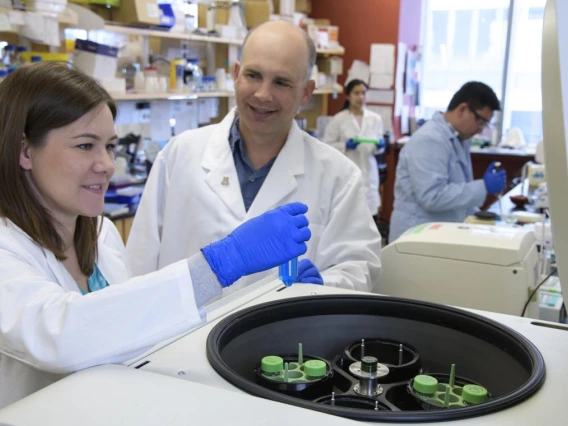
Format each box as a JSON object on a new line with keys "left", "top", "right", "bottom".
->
{"left": 366, "top": 89, "right": 394, "bottom": 104}
{"left": 367, "top": 105, "right": 393, "bottom": 133}
{"left": 394, "top": 42, "right": 407, "bottom": 116}
{"left": 150, "top": 100, "right": 172, "bottom": 142}
{"left": 115, "top": 101, "right": 137, "bottom": 126}
{"left": 401, "top": 105, "right": 410, "bottom": 134}
{"left": 198, "top": 99, "right": 211, "bottom": 125}
{"left": 370, "top": 44, "right": 395, "bottom": 74}
{"left": 345, "top": 60, "right": 370, "bottom": 86}
{"left": 369, "top": 73, "right": 393, "bottom": 89}
{"left": 171, "top": 100, "right": 198, "bottom": 134}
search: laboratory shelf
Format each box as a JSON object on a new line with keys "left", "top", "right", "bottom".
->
{"left": 111, "top": 91, "right": 235, "bottom": 101}
{"left": 111, "top": 87, "right": 340, "bottom": 102}
{"left": 100, "top": 24, "right": 344, "bottom": 54}
{"left": 101, "top": 25, "right": 244, "bottom": 45}
{"left": 0, "top": 7, "right": 78, "bottom": 27}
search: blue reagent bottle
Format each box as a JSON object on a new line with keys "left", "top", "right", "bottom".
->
{"left": 279, "top": 258, "right": 298, "bottom": 286}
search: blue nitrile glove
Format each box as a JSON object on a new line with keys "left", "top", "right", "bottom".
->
{"left": 346, "top": 138, "right": 358, "bottom": 150}
{"left": 201, "top": 202, "right": 311, "bottom": 287}
{"left": 296, "top": 259, "right": 323, "bottom": 285}
{"left": 483, "top": 161, "right": 507, "bottom": 195}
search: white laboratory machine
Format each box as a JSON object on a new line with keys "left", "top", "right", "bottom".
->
{"left": 0, "top": 280, "right": 566, "bottom": 426}
{"left": 378, "top": 223, "right": 539, "bottom": 316}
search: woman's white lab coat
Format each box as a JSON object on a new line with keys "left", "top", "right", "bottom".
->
{"left": 323, "top": 108, "right": 383, "bottom": 215}
{"left": 126, "top": 109, "right": 382, "bottom": 294}
{"left": 0, "top": 217, "right": 203, "bottom": 408}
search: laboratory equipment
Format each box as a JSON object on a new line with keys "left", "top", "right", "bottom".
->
{"left": 377, "top": 223, "right": 539, "bottom": 316}
{"left": 279, "top": 257, "right": 298, "bottom": 286}
{"left": 538, "top": 275, "right": 565, "bottom": 323}
{"left": 492, "top": 161, "right": 504, "bottom": 219}
{"left": 0, "top": 280, "right": 566, "bottom": 425}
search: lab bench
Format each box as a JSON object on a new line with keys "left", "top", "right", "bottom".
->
{"left": 485, "top": 179, "right": 548, "bottom": 217}
{"left": 470, "top": 148, "right": 535, "bottom": 210}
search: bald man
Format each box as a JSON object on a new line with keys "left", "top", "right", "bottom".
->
{"left": 126, "top": 21, "right": 382, "bottom": 294}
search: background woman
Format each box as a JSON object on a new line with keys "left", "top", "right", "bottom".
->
{"left": 323, "top": 79, "right": 384, "bottom": 221}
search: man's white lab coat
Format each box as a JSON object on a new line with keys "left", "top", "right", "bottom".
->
{"left": 126, "top": 109, "right": 381, "bottom": 293}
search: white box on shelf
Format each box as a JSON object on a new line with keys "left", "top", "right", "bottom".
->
{"left": 73, "top": 39, "right": 119, "bottom": 82}
{"left": 101, "top": 78, "right": 126, "bottom": 95}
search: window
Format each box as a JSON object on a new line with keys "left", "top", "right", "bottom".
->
{"left": 420, "top": 0, "right": 510, "bottom": 122}
{"left": 502, "top": 0, "right": 546, "bottom": 145}
{"left": 420, "top": 0, "right": 546, "bottom": 146}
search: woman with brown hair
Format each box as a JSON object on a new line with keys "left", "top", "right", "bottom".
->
{"left": 0, "top": 62, "right": 311, "bottom": 408}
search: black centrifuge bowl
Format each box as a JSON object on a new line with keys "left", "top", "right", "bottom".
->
{"left": 206, "top": 295, "right": 545, "bottom": 422}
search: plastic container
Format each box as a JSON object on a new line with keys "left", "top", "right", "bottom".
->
{"left": 279, "top": 258, "right": 298, "bottom": 286}
{"left": 16, "top": 46, "right": 28, "bottom": 67}
{"left": 184, "top": 58, "right": 203, "bottom": 92}
{"left": 202, "top": 76, "right": 217, "bottom": 92}
{"left": 170, "top": 59, "right": 185, "bottom": 92}
{"left": 215, "top": 68, "right": 226, "bottom": 91}
{"left": 2, "top": 44, "right": 15, "bottom": 68}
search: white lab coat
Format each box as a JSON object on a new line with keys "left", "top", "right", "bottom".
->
{"left": 323, "top": 108, "right": 383, "bottom": 215}
{"left": 0, "top": 217, "right": 203, "bottom": 409}
{"left": 126, "top": 108, "right": 381, "bottom": 293}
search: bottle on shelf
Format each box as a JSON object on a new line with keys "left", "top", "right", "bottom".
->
{"left": 2, "top": 44, "right": 15, "bottom": 71}
{"left": 184, "top": 58, "right": 203, "bottom": 92}
{"left": 16, "top": 46, "right": 28, "bottom": 68}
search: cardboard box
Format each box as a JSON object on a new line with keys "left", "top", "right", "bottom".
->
{"left": 112, "top": 0, "right": 161, "bottom": 26}
{"left": 272, "top": 0, "right": 294, "bottom": 15}
{"left": 74, "top": 39, "right": 119, "bottom": 82}
{"left": 295, "top": 0, "right": 311, "bottom": 14}
{"left": 316, "top": 56, "right": 343, "bottom": 75}
{"left": 308, "top": 24, "right": 339, "bottom": 49}
{"left": 313, "top": 18, "right": 331, "bottom": 26}
{"left": 244, "top": 1, "right": 270, "bottom": 28}
{"left": 69, "top": 0, "right": 121, "bottom": 7}
{"left": 197, "top": 1, "right": 231, "bottom": 28}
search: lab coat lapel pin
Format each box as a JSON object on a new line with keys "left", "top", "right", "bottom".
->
{"left": 221, "top": 176, "right": 230, "bottom": 185}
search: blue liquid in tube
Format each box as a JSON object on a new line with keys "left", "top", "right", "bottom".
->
{"left": 279, "top": 257, "right": 298, "bottom": 287}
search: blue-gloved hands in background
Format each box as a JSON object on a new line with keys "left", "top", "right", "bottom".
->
{"left": 202, "top": 202, "right": 311, "bottom": 287}
{"left": 296, "top": 259, "right": 323, "bottom": 285}
{"left": 345, "top": 138, "right": 358, "bottom": 150}
{"left": 483, "top": 161, "right": 507, "bottom": 195}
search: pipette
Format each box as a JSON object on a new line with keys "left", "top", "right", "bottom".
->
{"left": 493, "top": 162, "right": 504, "bottom": 219}
{"left": 279, "top": 257, "right": 298, "bottom": 287}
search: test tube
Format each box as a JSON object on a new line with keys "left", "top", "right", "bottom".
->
{"left": 279, "top": 257, "right": 298, "bottom": 286}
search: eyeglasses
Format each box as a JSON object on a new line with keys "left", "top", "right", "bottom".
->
{"left": 468, "top": 105, "right": 491, "bottom": 128}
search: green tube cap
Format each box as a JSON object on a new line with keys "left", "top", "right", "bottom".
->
{"left": 303, "top": 360, "right": 326, "bottom": 378}
{"left": 413, "top": 375, "right": 438, "bottom": 395}
{"left": 261, "top": 356, "right": 283, "bottom": 374}
{"left": 463, "top": 384, "right": 488, "bottom": 404}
